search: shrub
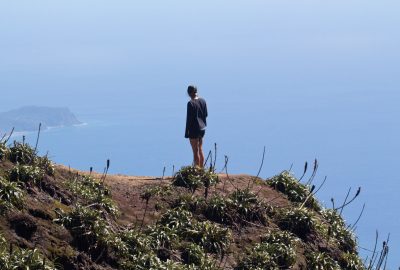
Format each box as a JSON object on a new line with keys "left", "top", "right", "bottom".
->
{"left": 235, "top": 248, "right": 279, "bottom": 270}
{"left": 36, "top": 155, "right": 55, "bottom": 176}
{"left": 0, "top": 142, "right": 9, "bottom": 160}
{"left": 9, "top": 142, "right": 36, "bottom": 164}
{"left": 173, "top": 166, "right": 219, "bottom": 194}
{"left": 146, "top": 225, "right": 179, "bottom": 250}
{"left": 205, "top": 196, "right": 231, "bottom": 224}
{"left": 181, "top": 243, "right": 220, "bottom": 269}
{"left": 56, "top": 204, "right": 115, "bottom": 254}
{"left": 149, "top": 208, "right": 194, "bottom": 250}
{"left": 236, "top": 230, "right": 298, "bottom": 270}
{"left": 0, "top": 234, "right": 57, "bottom": 270}
{"left": 260, "top": 229, "right": 298, "bottom": 247}
{"left": 9, "top": 164, "right": 44, "bottom": 185}
{"left": 122, "top": 255, "right": 194, "bottom": 270}
{"left": 120, "top": 253, "right": 167, "bottom": 270}
{"left": 276, "top": 207, "right": 316, "bottom": 239}
{"left": 267, "top": 171, "right": 321, "bottom": 211}
{"left": 259, "top": 230, "right": 298, "bottom": 268}
{"left": 159, "top": 208, "right": 194, "bottom": 232}
{"left": 140, "top": 185, "right": 172, "bottom": 203}
{"left": 0, "top": 177, "right": 24, "bottom": 213}
{"left": 321, "top": 209, "right": 357, "bottom": 252}
{"left": 118, "top": 229, "right": 152, "bottom": 257}
{"left": 338, "top": 252, "right": 365, "bottom": 270}
{"left": 229, "top": 189, "right": 267, "bottom": 224}
{"left": 171, "top": 194, "right": 205, "bottom": 213}
{"left": 306, "top": 251, "right": 341, "bottom": 270}
{"left": 204, "top": 189, "right": 267, "bottom": 225}
{"left": 181, "top": 243, "right": 204, "bottom": 265}
{"left": 184, "top": 220, "right": 232, "bottom": 254}
{"left": 68, "top": 175, "right": 118, "bottom": 216}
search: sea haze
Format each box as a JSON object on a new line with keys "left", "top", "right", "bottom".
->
{"left": 1, "top": 0, "right": 399, "bottom": 267}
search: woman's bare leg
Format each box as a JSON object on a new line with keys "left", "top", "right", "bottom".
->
{"left": 190, "top": 139, "right": 200, "bottom": 167}
{"left": 199, "top": 137, "right": 204, "bottom": 168}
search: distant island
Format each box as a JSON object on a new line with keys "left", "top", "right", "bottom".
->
{"left": 0, "top": 106, "right": 82, "bottom": 133}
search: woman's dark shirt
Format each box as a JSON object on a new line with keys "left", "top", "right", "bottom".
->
{"left": 185, "top": 98, "right": 208, "bottom": 138}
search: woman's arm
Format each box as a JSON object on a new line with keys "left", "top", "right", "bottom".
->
{"left": 205, "top": 101, "right": 208, "bottom": 118}
{"left": 185, "top": 102, "right": 192, "bottom": 138}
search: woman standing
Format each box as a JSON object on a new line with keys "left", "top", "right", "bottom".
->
{"left": 185, "top": 85, "right": 208, "bottom": 168}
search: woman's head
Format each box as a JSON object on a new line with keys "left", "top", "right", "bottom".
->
{"left": 187, "top": 85, "right": 197, "bottom": 98}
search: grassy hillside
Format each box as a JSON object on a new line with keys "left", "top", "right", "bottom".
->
{"left": 0, "top": 139, "right": 387, "bottom": 269}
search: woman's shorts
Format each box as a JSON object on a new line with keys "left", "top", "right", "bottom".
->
{"left": 189, "top": 130, "right": 205, "bottom": 139}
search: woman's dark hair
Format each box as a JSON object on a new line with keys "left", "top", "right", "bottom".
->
{"left": 187, "top": 85, "right": 197, "bottom": 96}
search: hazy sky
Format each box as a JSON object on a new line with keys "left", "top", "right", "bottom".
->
{"left": 1, "top": 1, "right": 399, "bottom": 111}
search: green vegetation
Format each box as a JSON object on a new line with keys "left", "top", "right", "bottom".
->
{"left": 181, "top": 243, "right": 219, "bottom": 269}
{"left": 339, "top": 252, "right": 365, "bottom": 270}
{"left": 235, "top": 230, "right": 298, "bottom": 269}
{"left": 185, "top": 220, "right": 232, "bottom": 254}
{"left": 9, "top": 164, "right": 44, "bottom": 185}
{"left": 68, "top": 174, "right": 119, "bottom": 216}
{"left": 0, "top": 140, "right": 372, "bottom": 269}
{"left": 171, "top": 193, "right": 205, "bottom": 213}
{"left": 275, "top": 207, "right": 317, "bottom": 239}
{"left": 9, "top": 141, "right": 37, "bottom": 164}
{"left": 56, "top": 204, "right": 115, "bottom": 254}
{"left": 205, "top": 189, "right": 267, "bottom": 225}
{"left": 0, "top": 234, "right": 56, "bottom": 270}
{"left": 0, "top": 176, "right": 24, "bottom": 213}
{"left": 173, "top": 166, "right": 219, "bottom": 195}
{"left": 267, "top": 171, "right": 321, "bottom": 211}
{"left": 306, "top": 251, "right": 341, "bottom": 270}
{"left": 0, "top": 142, "right": 9, "bottom": 160}
{"left": 36, "top": 155, "right": 55, "bottom": 176}
{"left": 140, "top": 185, "right": 173, "bottom": 203}
{"left": 322, "top": 209, "right": 357, "bottom": 252}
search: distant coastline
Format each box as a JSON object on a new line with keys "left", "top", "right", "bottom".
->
{"left": 8, "top": 122, "right": 88, "bottom": 138}
{"left": 0, "top": 106, "right": 82, "bottom": 136}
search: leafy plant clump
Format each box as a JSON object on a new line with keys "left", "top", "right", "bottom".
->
{"left": 172, "top": 166, "right": 219, "bottom": 195}
{"left": 235, "top": 246, "right": 279, "bottom": 270}
{"left": 9, "top": 141, "right": 37, "bottom": 164}
{"left": 275, "top": 207, "right": 316, "bottom": 239}
{"left": 181, "top": 243, "right": 220, "bottom": 269}
{"left": 184, "top": 220, "right": 232, "bottom": 255}
{"left": 56, "top": 204, "right": 116, "bottom": 256}
{"left": 157, "top": 208, "right": 232, "bottom": 255}
{"left": 171, "top": 194, "right": 205, "bottom": 214}
{"left": 9, "top": 164, "right": 44, "bottom": 185}
{"left": 36, "top": 155, "right": 55, "bottom": 176}
{"left": 116, "top": 209, "right": 228, "bottom": 268}
{"left": 68, "top": 175, "right": 119, "bottom": 216}
{"left": 260, "top": 230, "right": 299, "bottom": 267}
{"left": 205, "top": 189, "right": 267, "bottom": 225}
{"left": 0, "top": 234, "right": 57, "bottom": 270}
{"left": 235, "top": 230, "right": 298, "bottom": 270}
{"left": 267, "top": 171, "right": 321, "bottom": 211}
{"left": 306, "top": 251, "right": 341, "bottom": 270}
{"left": 140, "top": 185, "right": 172, "bottom": 203}
{"left": 7, "top": 141, "right": 55, "bottom": 175}
{"left": 0, "top": 176, "right": 24, "bottom": 213}
{"left": 0, "top": 142, "right": 9, "bottom": 160}
{"left": 118, "top": 229, "right": 153, "bottom": 258}
{"left": 338, "top": 252, "right": 365, "bottom": 270}
{"left": 229, "top": 189, "right": 268, "bottom": 224}
{"left": 321, "top": 209, "right": 357, "bottom": 252}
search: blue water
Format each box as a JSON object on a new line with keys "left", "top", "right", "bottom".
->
{"left": 1, "top": 1, "right": 400, "bottom": 267}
